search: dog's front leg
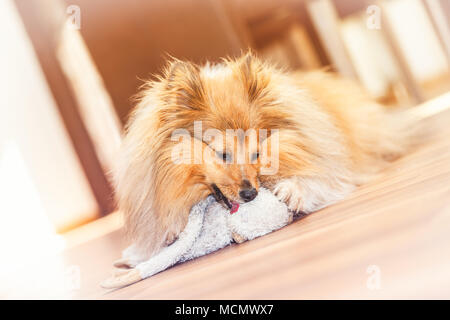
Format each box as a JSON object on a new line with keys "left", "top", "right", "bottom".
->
{"left": 272, "top": 176, "right": 354, "bottom": 214}
{"left": 163, "top": 184, "right": 212, "bottom": 246}
{"left": 113, "top": 244, "right": 148, "bottom": 269}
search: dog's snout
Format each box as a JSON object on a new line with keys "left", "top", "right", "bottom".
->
{"left": 239, "top": 188, "right": 258, "bottom": 202}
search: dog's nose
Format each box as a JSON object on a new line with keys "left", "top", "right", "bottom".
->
{"left": 239, "top": 188, "right": 258, "bottom": 202}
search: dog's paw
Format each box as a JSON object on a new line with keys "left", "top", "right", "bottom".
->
{"left": 165, "top": 231, "right": 179, "bottom": 246}
{"left": 273, "top": 176, "right": 355, "bottom": 214}
{"left": 114, "top": 244, "right": 148, "bottom": 269}
{"left": 232, "top": 232, "right": 247, "bottom": 244}
{"left": 273, "top": 178, "right": 305, "bottom": 214}
{"left": 288, "top": 212, "right": 294, "bottom": 223}
{"left": 113, "top": 257, "right": 137, "bottom": 269}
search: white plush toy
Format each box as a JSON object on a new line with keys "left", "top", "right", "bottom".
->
{"left": 101, "top": 188, "right": 292, "bottom": 289}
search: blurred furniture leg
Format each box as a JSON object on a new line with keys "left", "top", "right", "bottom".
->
{"left": 422, "top": 0, "right": 450, "bottom": 65}
{"left": 306, "top": 0, "right": 358, "bottom": 78}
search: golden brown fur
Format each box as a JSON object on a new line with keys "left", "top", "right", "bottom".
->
{"left": 114, "top": 53, "right": 413, "bottom": 260}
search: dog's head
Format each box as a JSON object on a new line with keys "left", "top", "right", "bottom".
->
{"left": 156, "top": 52, "right": 284, "bottom": 208}
{"left": 202, "top": 129, "right": 261, "bottom": 209}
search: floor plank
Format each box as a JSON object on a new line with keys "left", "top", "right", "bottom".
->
{"left": 101, "top": 108, "right": 450, "bottom": 299}
{"left": 6, "top": 105, "right": 450, "bottom": 299}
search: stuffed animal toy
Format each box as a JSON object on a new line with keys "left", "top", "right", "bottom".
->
{"left": 101, "top": 188, "right": 293, "bottom": 289}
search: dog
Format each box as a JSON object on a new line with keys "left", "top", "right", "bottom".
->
{"left": 113, "top": 52, "right": 414, "bottom": 262}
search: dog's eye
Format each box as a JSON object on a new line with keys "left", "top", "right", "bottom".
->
{"left": 251, "top": 152, "right": 259, "bottom": 162}
{"left": 217, "top": 151, "right": 232, "bottom": 163}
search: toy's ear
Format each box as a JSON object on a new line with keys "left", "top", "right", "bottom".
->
{"left": 100, "top": 267, "right": 142, "bottom": 289}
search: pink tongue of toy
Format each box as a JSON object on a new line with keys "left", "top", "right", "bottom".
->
{"left": 230, "top": 201, "right": 240, "bottom": 214}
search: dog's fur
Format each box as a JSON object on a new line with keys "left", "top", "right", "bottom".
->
{"left": 114, "top": 53, "right": 414, "bottom": 260}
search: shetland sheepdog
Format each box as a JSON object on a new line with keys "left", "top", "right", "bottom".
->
{"left": 113, "top": 52, "right": 413, "bottom": 263}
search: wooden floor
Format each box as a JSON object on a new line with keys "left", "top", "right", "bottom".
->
{"left": 10, "top": 104, "right": 450, "bottom": 299}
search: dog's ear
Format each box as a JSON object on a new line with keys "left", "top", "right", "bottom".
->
{"left": 163, "top": 59, "right": 205, "bottom": 110}
{"left": 237, "top": 51, "right": 270, "bottom": 103}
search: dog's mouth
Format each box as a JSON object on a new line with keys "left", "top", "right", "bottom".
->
{"left": 211, "top": 184, "right": 240, "bottom": 214}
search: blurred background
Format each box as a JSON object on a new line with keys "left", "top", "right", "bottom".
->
{"left": 1, "top": 0, "right": 449, "bottom": 298}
